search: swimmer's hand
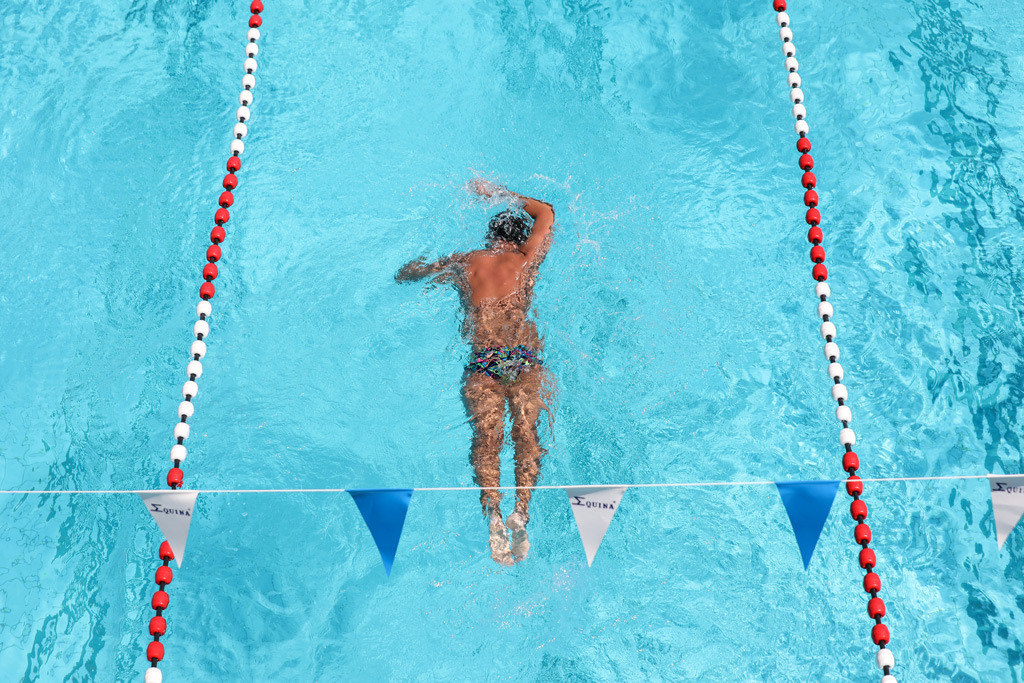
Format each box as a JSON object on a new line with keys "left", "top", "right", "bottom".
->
{"left": 467, "top": 178, "right": 505, "bottom": 199}
{"left": 396, "top": 257, "right": 430, "bottom": 282}
{"left": 396, "top": 254, "right": 461, "bottom": 283}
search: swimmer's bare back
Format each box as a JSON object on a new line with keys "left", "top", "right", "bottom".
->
{"left": 464, "top": 249, "right": 532, "bottom": 305}
{"left": 396, "top": 182, "right": 554, "bottom": 348}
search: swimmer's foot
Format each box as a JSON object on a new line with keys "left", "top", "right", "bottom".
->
{"left": 488, "top": 511, "right": 514, "bottom": 566}
{"left": 507, "top": 511, "right": 530, "bottom": 563}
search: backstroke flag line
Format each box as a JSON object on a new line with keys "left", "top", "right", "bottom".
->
{"left": 139, "top": 491, "right": 199, "bottom": 569}
{"left": 989, "top": 475, "right": 1024, "bottom": 550}
{"left": 776, "top": 480, "right": 839, "bottom": 570}
{"left": 566, "top": 486, "right": 627, "bottom": 566}
{"left": 348, "top": 489, "right": 413, "bottom": 577}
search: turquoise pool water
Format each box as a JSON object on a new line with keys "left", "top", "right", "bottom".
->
{"left": 2, "top": 0, "right": 1024, "bottom": 679}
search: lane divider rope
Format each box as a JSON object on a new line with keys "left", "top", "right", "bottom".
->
{"left": 771, "top": 2, "right": 897, "bottom": 681}
{"left": 142, "top": 3, "right": 265, "bottom": 681}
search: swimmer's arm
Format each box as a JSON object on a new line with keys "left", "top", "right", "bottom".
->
{"left": 467, "top": 179, "right": 554, "bottom": 261}
{"left": 512, "top": 194, "right": 554, "bottom": 263}
{"left": 395, "top": 254, "right": 463, "bottom": 282}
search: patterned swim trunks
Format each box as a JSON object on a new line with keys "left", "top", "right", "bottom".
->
{"left": 468, "top": 345, "right": 541, "bottom": 385}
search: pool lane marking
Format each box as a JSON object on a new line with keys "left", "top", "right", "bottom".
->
{"left": 773, "top": 0, "right": 901, "bottom": 678}
{"left": 139, "top": 2, "right": 268, "bottom": 680}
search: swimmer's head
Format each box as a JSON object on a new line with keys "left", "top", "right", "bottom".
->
{"left": 487, "top": 209, "right": 531, "bottom": 245}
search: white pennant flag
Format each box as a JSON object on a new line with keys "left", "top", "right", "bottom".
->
{"left": 566, "top": 486, "right": 627, "bottom": 567}
{"left": 139, "top": 491, "right": 199, "bottom": 568}
{"left": 989, "top": 475, "right": 1024, "bottom": 550}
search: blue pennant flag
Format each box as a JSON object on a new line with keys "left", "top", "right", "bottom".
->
{"left": 348, "top": 489, "right": 413, "bottom": 577}
{"left": 776, "top": 480, "right": 840, "bottom": 570}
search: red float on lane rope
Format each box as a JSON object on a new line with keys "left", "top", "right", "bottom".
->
{"left": 845, "top": 475, "right": 863, "bottom": 496}
{"left": 147, "top": 641, "right": 165, "bottom": 663}
{"left": 151, "top": 590, "right": 169, "bottom": 610}
{"left": 155, "top": 566, "right": 173, "bottom": 586}
{"left": 166, "top": 468, "right": 183, "bottom": 488}
{"left": 843, "top": 451, "right": 860, "bottom": 472}
{"left": 149, "top": 616, "right": 167, "bottom": 636}
{"left": 159, "top": 541, "right": 174, "bottom": 561}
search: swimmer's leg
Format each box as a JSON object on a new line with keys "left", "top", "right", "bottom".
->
{"left": 463, "top": 371, "right": 512, "bottom": 565}
{"left": 507, "top": 368, "right": 549, "bottom": 561}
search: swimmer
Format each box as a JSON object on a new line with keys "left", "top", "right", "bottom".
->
{"left": 397, "top": 179, "right": 555, "bottom": 565}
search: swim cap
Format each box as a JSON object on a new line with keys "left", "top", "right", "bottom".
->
{"left": 487, "top": 209, "right": 531, "bottom": 245}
